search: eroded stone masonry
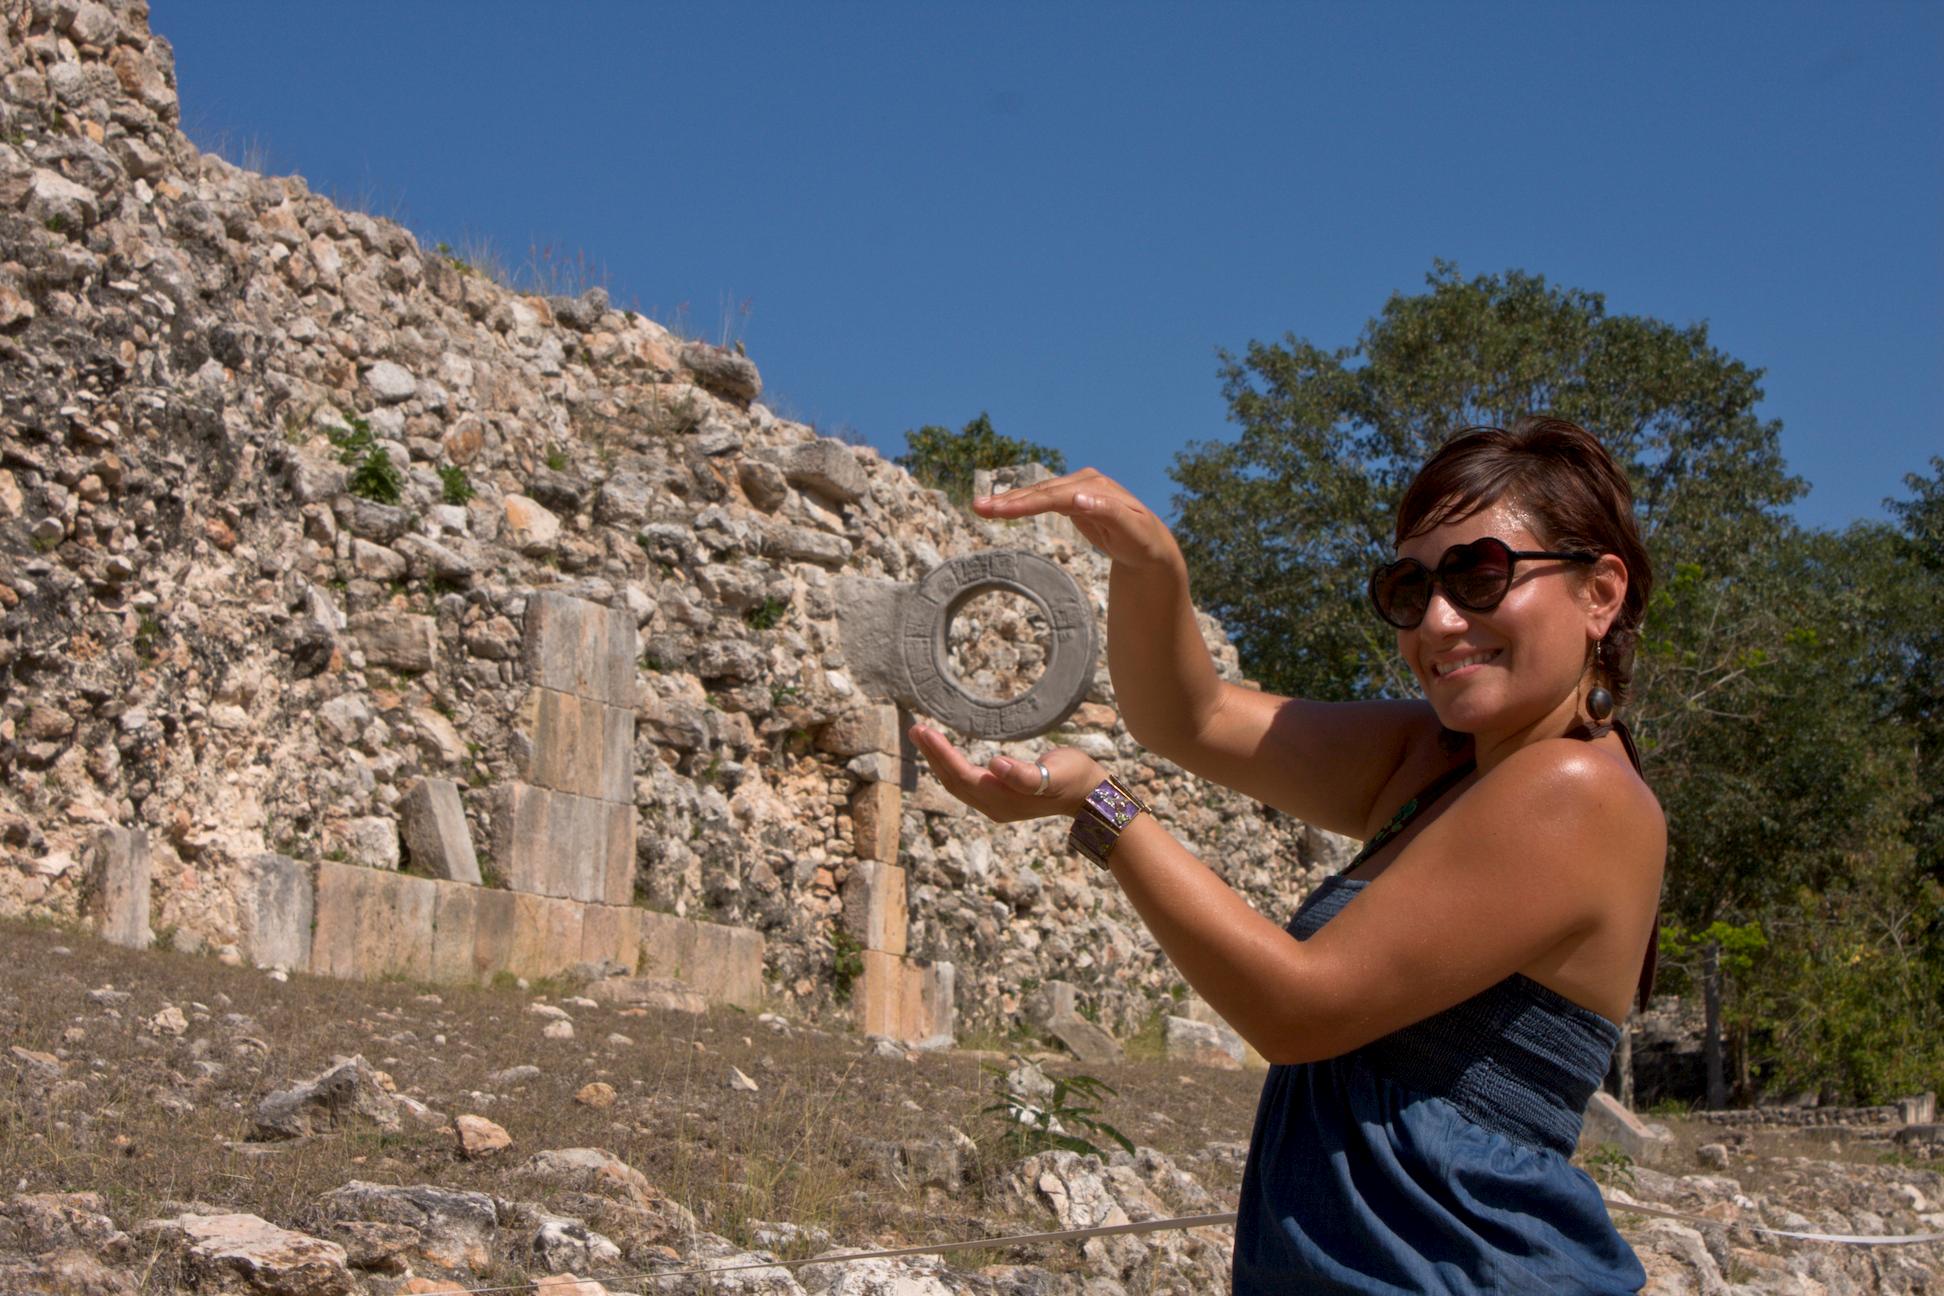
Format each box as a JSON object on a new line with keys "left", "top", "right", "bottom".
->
{"left": 0, "top": 0, "right": 1339, "bottom": 1045}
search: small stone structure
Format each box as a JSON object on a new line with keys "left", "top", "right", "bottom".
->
{"left": 826, "top": 545, "right": 1103, "bottom": 1045}
{"left": 498, "top": 593, "right": 638, "bottom": 905}
{"left": 831, "top": 700, "right": 955, "bottom": 1044}
{"left": 295, "top": 591, "right": 765, "bottom": 1004}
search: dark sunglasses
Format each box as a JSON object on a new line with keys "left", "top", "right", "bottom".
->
{"left": 1368, "top": 536, "right": 1597, "bottom": 629}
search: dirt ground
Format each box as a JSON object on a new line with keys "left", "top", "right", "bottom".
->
{"left": 0, "top": 915, "right": 1265, "bottom": 1265}
{"left": 4, "top": 913, "right": 1936, "bottom": 1293}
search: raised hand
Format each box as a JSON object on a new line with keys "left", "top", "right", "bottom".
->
{"left": 907, "top": 724, "right": 1106, "bottom": 824}
{"left": 973, "top": 468, "right": 1181, "bottom": 571}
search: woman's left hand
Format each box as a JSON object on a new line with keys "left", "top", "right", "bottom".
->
{"left": 908, "top": 724, "right": 1106, "bottom": 823}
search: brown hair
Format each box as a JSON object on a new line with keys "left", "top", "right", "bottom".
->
{"left": 1394, "top": 416, "right": 1653, "bottom": 710}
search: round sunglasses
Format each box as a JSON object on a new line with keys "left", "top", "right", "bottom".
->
{"left": 1368, "top": 536, "right": 1597, "bottom": 629}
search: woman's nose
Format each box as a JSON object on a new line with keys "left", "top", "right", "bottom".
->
{"left": 1420, "top": 588, "right": 1470, "bottom": 634}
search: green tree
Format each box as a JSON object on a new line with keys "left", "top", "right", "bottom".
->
{"left": 1172, "top": 262, "right": 1940, "bottom": 1104}
{"left": 896, "top": 412, "right": 1067, "bottom": 506}
{"left": 1651, "top": 523, "right": 1935, "bottom": 1104}
{"left": 1171, "top": 261, "right": 1801, "bottom": 703}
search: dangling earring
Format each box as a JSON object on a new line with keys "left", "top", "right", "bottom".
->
{"left": 1586, "top": 640, "right": 1615, "bottom": 723}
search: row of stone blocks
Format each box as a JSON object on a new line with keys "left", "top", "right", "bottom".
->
{"left": 81, "top": 835, "right": 763, "bottom": 1010}
{"left": 306, "top": 861, "right": 764, "bottom": 1005}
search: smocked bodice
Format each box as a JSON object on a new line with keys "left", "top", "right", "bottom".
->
{"left": 1286, "top": 875, "right": 1619, "bottom": 1156}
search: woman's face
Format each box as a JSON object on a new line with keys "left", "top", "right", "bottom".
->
{"left": 1394, "top": 498, "right": 1606, "bottom": 740}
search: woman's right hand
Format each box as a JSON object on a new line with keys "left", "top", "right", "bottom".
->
{"left": 973, "top": 468, "right": 1181, "bottom": 572}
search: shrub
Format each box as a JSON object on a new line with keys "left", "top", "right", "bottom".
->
{"left": 348, "top": 447, "right": 403, "bottom": 504}
{"left": 982, "top": 1065, "right": 1134, "bottom": 1161}
{"left": 743, "top": 596, "right": 788, "bottom": 631}
{"left": 438, "top": 465, "right": 473, "bottom": 506}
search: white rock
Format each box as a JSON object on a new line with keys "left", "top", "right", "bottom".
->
{"left": 364, "top": 360, "right": 418, "bottom": 403}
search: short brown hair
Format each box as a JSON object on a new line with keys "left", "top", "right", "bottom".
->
{"left": 1394, "top": 417, "right": 1653, "bottom": 709}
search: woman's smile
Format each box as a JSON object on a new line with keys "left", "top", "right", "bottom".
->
{"left": 1431, "top": 648, "right": 1503, "bottom": 679}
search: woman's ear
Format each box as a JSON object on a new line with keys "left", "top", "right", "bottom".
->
{"left": 1584, "top": 553, "right": 1628, "bottom": 637}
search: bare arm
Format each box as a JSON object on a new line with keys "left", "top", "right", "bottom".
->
{"left": 910, "top": 726, "right": 1665, "bottom": 1059}
{"left": 978, "top": 470, "right": 1431, "bottom": 835}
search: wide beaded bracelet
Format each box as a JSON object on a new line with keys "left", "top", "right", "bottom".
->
{"left": 1067, "top": 775, "right": 1147, "bottom": 869}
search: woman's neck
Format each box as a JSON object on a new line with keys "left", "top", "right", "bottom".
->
{"left": 1469, "top": 692, "right": 1588, "bottom": 774}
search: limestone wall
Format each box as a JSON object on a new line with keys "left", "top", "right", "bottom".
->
{"left": 0, "top": 0, "right": 1333, "bottom": 1040}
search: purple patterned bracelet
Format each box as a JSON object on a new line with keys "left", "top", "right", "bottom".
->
{"left": 1068, "top": 775, "right": 1147, "bottom": 869}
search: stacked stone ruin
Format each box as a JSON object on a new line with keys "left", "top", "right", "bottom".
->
{"left": 0, "top": 1, "right": 1325, "bottom": 1051}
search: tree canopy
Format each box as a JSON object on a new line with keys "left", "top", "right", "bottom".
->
{"left": 896, "top": 412, "right": 1068, "bottom": 506}
{"left": 1170, "top": 263, "right": 1941, "bottom": 1104}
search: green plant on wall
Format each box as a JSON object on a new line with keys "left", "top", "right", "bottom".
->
{"left": 829, "top": 927, "right": 865, "bottom": 1003}
{"left": 438, "top": 465, "right": 473, "bottom": 505}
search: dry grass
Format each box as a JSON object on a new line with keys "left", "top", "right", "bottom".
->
{"left": 0, "top": 914, "right": 1264, "bottom": 1286}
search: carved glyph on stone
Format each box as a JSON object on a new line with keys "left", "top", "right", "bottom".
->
{"left": 837, "top": 551, "right": 1097, "bottom": 743}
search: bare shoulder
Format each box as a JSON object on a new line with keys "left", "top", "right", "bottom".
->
{"left": 1476, "top": 737, "right": 1666, "bottom": 865}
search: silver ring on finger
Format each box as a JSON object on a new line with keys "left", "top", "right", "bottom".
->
{"left": 1034, "top": 761, "right": 1053, "bottom": 797}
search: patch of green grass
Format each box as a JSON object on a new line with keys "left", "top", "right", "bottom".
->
{"left": 544, "top": 442, "right": 568, "bottom": 472}
{"left": 324, "top": 411, "right": 376, "bottom": 464}
{"left": 437, "top": 464, "right": 473, "bottom": 505}
{"left": 743, "top": 596, "right": 788, "bottom": 631}
{"left": 132, "top": 615, "right": 162, "bottom": 661}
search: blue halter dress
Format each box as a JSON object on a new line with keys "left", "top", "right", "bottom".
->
{"left": 1231, "top": 755, "right": 1648, "bottom": 1294}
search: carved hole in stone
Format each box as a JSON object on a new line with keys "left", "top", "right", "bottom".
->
{"left": 945, "top": 588, "right": 1051, "bottom": 703}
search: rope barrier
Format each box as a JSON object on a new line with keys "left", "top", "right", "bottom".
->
{"left": 387, "top": 1192, "right": 1942, "bottom": 1294}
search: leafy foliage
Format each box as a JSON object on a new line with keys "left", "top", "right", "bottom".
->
{"left": 982, "top": 1065, "right": 1135, "bottom": 1161}
{"left": 1172, "top": 261, "right": 1800, "bottom": 703}
{"left": 348, "top": 447, "right": 403, "bottom": 505}
{"left": 896, "top": 412, "right": 1067, "bottom": 506}
{"left": 438, "top": 465, "right": 473, "bottom": 506}
{"left": 1170, "top": 262, "right": 1941, "bottom": 1104}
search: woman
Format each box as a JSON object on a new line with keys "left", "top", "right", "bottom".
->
{"left": 909, "top": 417, "right": 1663, "bottom": 1293}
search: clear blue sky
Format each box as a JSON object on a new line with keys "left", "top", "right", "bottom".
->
{"left": 159, "top": 2, "right": 1941, "bottom": 532}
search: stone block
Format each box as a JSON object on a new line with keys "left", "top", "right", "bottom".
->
{"left": 839, "top": 860, "right": 907, "bottom": 955}
{"left": 816, "top": 702, "right": 902, "bottom": 758}
{"left": 325, "top": 816, "right": 398, "bottom": 871}
{"left": 857, "top": 950, "right": 955, "bottom": 1045}
{"left": 602, "top": 801, "right": 637, "bottom": 908}
{"left": 636, "top": 910, "right": 765, "bottom": 1009}
{"left": 754, "top": 438, "right": 865, "bottom": 504}
{"left": 586, "top": 976, "right": 705, "bottom": 1014}
{"left": 470, "top": 886, "right": 519, "bottom": 982}
{"left": 310, "top": 862, "right": 436, "bottom": 983}
{"left": 1024, "top": 980, "right": 1120, "bottom": 1064}
{"left": 497, "top": 782, "right": 613, "bottom": 903}
{"left": 523, "top": 591, "right": 634, "bottom": 706}
{"left": 427, "top": 880, "right": 482, "bottom": 986}
{"left": 235, "top": 854, "right": 312, "bottom": 972}
{"left": 1580, "top": 1091, "right": 1675, "bottom": 1167}
{"left": 398, "top": 778, "right": 481, "bottom": 883}
{"left": 1164, "top": 1016, "right": 1243, "bottom": 1070}
{"left": 506, "top": 892, "right": 584, "bottom": 981}
{"left": 518, "top": 688, "right": 633, "bottom": 803}
{"left": 579, "top": 903, "right": 639, "bottom": 973}
{"left": 1178, "top": 997, "right": 1267, "bottom": 1069}
{"left": 849, "top": 780, "right": 902, "bottom": 864}
{"left": 86, "top": 825, "right": 150, "bottom": 950}
{"left": 349, "top": 610, "right": 438, "bottom": 674}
